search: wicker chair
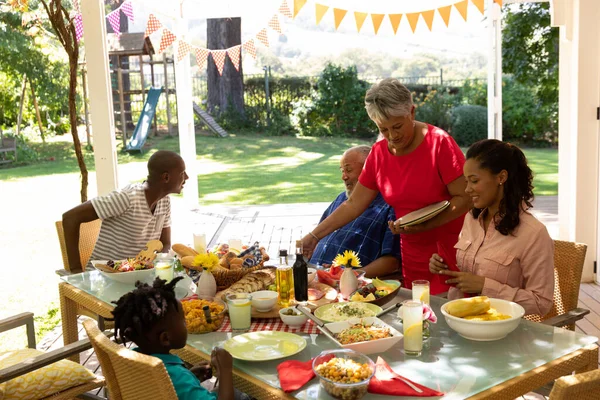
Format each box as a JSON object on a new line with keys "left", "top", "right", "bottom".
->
{"left": 55, "top": 219, "right": 102, "bottom": 275}
{"left": 0, "top": 313, "right": 104, "bottom": 399}
{"left": 525, "top": 240, "right": 589, "bottom": 330}
{"left": 549, "top": 368, "right": 600, "bottom": 399}
{"left": 83, "top": 320, "right": 178, "bottom": 400}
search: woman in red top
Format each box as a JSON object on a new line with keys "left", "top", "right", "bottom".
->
{"left": 302, "top": 79, "right": 470, "bottom": 294}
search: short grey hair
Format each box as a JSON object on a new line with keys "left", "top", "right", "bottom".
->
{"left": 343, "top": 145, "right": 371, "bottom": 164}
{"left": 364, "top": 78, "right": 413, "bottom": 123}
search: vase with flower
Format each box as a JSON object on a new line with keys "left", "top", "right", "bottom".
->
{"left": 334, "top": 250, "right": 362, "bottom": 299}
{"left": 193, "top": 253, "right": 220, "bottom": 298}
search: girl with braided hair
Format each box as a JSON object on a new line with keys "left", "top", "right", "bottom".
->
{"left": 429, "top": 139, "right": 555, "bottom": 316}
{"left": 111, "top": 277, "right": 238, "bottom": 400}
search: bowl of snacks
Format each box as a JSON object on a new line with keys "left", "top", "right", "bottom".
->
{"left": 92, "top": 259, "right": 155, "bottom": 285}
{"left": 441, "top": 296, "right": 525, "bottom": 341}
{"left": 312, "top": 349, "right": 375, "bottom": 400}
{"left": 324, "top": 317, "right": 403, "bottom": 355}
{"left": 279, "top": 307, "right": 308, "bottom": 327}
{"left": 349, "top": 278, "right": 401, "bottom": 306}
{"left": 182, "top": 297, "right": 227, "bottom": 334}
{"left": 250, "top": 290, "right": 278, "bottom": 312}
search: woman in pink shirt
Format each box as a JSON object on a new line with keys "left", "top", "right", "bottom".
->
{"left": 429, "top": 140, "right": 554, "bottom": 316}
{"left": 302, "top": 79, "right": 471, "bottom": 294}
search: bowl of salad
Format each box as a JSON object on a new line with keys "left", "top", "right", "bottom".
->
{"left": 91, "top": 259, "right": 155, "bottom": 285}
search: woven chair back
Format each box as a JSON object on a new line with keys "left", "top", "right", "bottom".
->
{"left": 525, "top": 240, "right": 587, "bottom": 330}
{"left": 56, "top": 219, "right": 101, "bottom": 272}
{"left": 549, "top": 368, "right": 600, "bottom": 399}
{"left": 83, "top": 320, "right": 178, "bottom": 400}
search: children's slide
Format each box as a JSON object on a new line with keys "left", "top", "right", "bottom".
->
{"left": 125, "top": 86, "right": 163, "bottom": 153}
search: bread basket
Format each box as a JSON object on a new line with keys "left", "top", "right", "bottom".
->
{"left": 185, "top": 264, "right": 266, "bottom": 291}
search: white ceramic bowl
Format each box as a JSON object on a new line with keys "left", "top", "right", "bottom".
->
{"left": 279, "top": 307, "right": 309, "bottom": 327}
{"left": 325, "top": 317, "right": 403, "bottom": 355}
{"left": 92, "top": 260, "right": 156, "bottom": 285}
{"left": 307, "top": 267, "right": 317, "bottom": 283}
{"left": 250, "top": 290, "right": 278, "bottom": 312}
{"left": 441, "top": 298, "right": 525, "bottom": 341}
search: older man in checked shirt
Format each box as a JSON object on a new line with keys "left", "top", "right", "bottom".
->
{"left": 309, "top": 145, "right": 401, "bottom": 278}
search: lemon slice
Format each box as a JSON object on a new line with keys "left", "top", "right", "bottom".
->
{"left": 404, "top": 323, "right": 422, "bottom": 337}
{"left": 420, "top": 292, "right": 430, "bottom": 303}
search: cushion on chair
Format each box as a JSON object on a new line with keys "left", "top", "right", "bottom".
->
{"left": 0, "top": 348, "right": 95, "bottom": 400}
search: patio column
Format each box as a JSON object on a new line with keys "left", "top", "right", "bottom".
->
{"left": 551, "top": 0, "right": 600, "bottom": 282}
{"left": 486, "top": 0, "right": 502, "bottom": 140}
{"left": 80, "top": 0, "right": 119, "bottom": 195}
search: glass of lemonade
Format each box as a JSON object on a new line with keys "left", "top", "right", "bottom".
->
{"left": 155, "top": 255, "right": 174, "bottom": 283}
{"left": 226, "top": 293, "right": 252, "bottom": 333}
{"left": 412, "top": 280, "right": 430, "bottom": 305}
{"left": 402, "top": 300, "right": 423, "bottom": 356}
{"left": 193, "top": 233, "right": 207, "bottom": 254}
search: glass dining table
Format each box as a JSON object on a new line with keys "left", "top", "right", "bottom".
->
{"left": 59, "top": 271, "right": 598, "bottom": 399}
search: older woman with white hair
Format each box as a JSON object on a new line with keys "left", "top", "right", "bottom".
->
{"left": 302, "top": 78, "right": 471, "bottom": 294}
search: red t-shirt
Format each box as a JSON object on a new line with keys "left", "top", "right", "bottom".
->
{"left": 359, "top": 124, "right": 466, "bottom": 293}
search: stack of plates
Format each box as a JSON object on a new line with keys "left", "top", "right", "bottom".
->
{"left": 395, "top": 200, "right": 450, "bottom": 228}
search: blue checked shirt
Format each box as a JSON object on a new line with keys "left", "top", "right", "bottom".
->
{"left": 310, "top": 192, "right": 401, "bottom": 268}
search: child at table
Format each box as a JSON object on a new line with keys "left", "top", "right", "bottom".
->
{"left": 111, "top": 277, "right": 243, "bottom": 400}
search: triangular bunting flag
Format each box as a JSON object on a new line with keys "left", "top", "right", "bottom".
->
{"left": 279, "top": 0, "right": 293, "bottom": 18}
{"left": 121, "top": 1, "right": 134, "bottom": 23}
{"left": 333, "top": 8, "right": 347, "bottom": 30}
{"left": 294, "top": 0, "right": 307, "bottom": 18}
{"left": 315, "top": 4, "right": 329, "bottom": 25}
{"left": 211, "top": 50, "right": 227, "bottom": 76}
{"left": 177, "top": 41, "right": 191, "bottom": 63}
{"left": 268, "top": 14, "right": 282, "bottom": 33}
{"left": 194, "top": 48, "right": 210, "bottom": 68}
{"left": 494, "top": 0, "right": 503, "bottom": 6}
{"left": 472, "top": 0, "right": 485, "bottom": 14}
{"left": 406, "top": 13, "right": 419, "bottom": 33}
{"left": 107, "top": 10, "right": 121, "bottom": 36}
{"left": 371, "top": 14, "right": 385, "bottom": 35}
{"left": 437, "top": 5, "right": 452, "bottom": 27}
{"left": 227, "top": 45, "right": 242, "bottom": 72}
{"left": 74, "top": 13, "right": 84, "bottom": 42}
{"left": 421, "top": 10, "right": 435, "bottom": 31}
{"left": 256, "top": 28, "right": 269, "bottom": 47}
{"left": 354, "top": 12, "right": 367, "bottom": 32}
{"left": 242, "top": 39, "right": 257, "bottom": 59}
{"left": 158, "top": 29, "right": 176, "bottom": 54}
{"left": 455, "top": 0, "right": 468, "bottom": 22}
{"left": 145, "top": 14, "right": 162, "bottom": 37}
{"left": 388, "top": 14, "right": 403, "bottom": 35}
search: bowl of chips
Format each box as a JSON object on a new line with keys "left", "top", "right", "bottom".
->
{"left": 182, "top": 297, "right": 227, "bottom": 334}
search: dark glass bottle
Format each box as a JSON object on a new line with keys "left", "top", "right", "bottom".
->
{"left": 293, "top": 240, "right": 309, "bottom": 303}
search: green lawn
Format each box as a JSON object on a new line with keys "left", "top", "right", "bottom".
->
{"left": 0, "top": 134, "right": 558, "bottom": 201}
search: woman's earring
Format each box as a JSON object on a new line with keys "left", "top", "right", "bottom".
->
{"left": 413, "top": 121, "right": 416, "bottom": 127}
{"left": 499, "top": 182, "right": 503, "bottom": 186}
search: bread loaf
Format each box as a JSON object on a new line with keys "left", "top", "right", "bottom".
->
{"left": 220, "top": 269, "right": 276, "bottom": 300}
{"left": 173, "top": 244, "right": 198, "bottom": 258}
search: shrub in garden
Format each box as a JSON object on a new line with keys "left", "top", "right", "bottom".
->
{"left": 450, "top": 105, "right": 488, "bottom": 146}
{"left": 413, "top": 87, "right": 456, "bottom": 132}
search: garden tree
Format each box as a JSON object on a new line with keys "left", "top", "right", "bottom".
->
{"left": 206, "top": 17, "right": 244, "bottom": 117}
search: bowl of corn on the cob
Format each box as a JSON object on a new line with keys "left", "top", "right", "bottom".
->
{"left": 441, "top": 296, "right": 525, "bottom": 341}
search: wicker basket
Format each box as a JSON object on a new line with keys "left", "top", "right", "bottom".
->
{"left": 185, "top": 263, "right": 266, "bottom": 291}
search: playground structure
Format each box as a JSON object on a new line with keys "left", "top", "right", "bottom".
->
{"left": 124, "top": 86, "right": 163, "bottom": 153}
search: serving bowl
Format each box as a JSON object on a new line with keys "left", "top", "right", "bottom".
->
{"left": 250, "top": 290, "right": 278, "bottom": 312}
{"left": 182, "top": 297, "right": 227, "bottom": 334}
{"left": 92, "top": 260, "right": 155, "bottom": 285}
{"left": 312, "top": 349, "right": 375, "bottom": 400}
{"left": 349, "top": 280, "right": 401, "bottom": 306}
{"left": 279, "top": 307, "right": 309, "bottom": 327}
{"left": 307, "top": 267, "right": 317, "bottom": 283}
{"left": 440, "top": 298, "right": 525, "bottom": 341}
{"left": 324, "top": 317, "right": 403, "bottom": 355}
{"left": 314, "top": 302, "right": 382, "bottom": 323}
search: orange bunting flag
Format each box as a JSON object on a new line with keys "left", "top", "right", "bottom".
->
{"left": 268, "top": 14, "right": 282, "bottom": 33}
{"left": 256, "top": 28, "right": 269, "bottom": 48}
{"left": 227, "top": 45, "right": 241, "bottom": 72}
{"left": 455, "top": 0, "right": 468, "bottom": 22}
{"left": 176, "top": 41, "right": 191, "bottom": 63}
{"left": 144, "top": 13, "right": 162, "bottom": 37}
{"left": 371, "top": 14, "right": 385, "bottom": 35}
{"left": 315, "top": 4, "right": 329, "bottom": 25}
{"left": 194, "top": 48, "right": 209, "bottom": 68}
{"left": 279, "top": 0, "right": 293, "bottom": 18}
{"left": 421, "top": 10, "right": 435, "bottom": 31}
{"left": 472, "top": 0, "right": 485, "bottom": 14}
{"left": 354, "top": 11, "right": 367, "bottom": 32}
{"left": 211, "top": 50, "right": 227, "bottom": 76}
{"left": 494, "top": 0, "right": 503, "bottom": 6}
{"left": 388, "top": 14, "right": 402, "bottom": 35}
{"left": 294, "top": 0, "right": 307, "bottom": 18}
{"left": 242, "top": 39, "right": 257, "bottom": 59}
{"left": 437, "top": 5, "right": 452, "bottom": 27}
{"left": 406, "top": 13, "right": 420, "bottom": 33}
{"left": 158, "top": 29, "right": 176, "bottom": 54}
{"left": 333, "top": 8, "right": 347, "bottom": 30}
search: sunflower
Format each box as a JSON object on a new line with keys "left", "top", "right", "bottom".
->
{"left": 333, "top": 250, "right": 362, "bottom": 269}
{"left": 193, "top": 252, "right": 220, "bottom": 272}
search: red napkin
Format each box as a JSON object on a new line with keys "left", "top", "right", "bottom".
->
{"left": 368, "top": 357, "right": 444, "bottom": 397}
{"left": 277, "top": 354, "right": 334, "bottom": 393}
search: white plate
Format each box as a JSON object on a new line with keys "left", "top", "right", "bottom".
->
{"left": 91, "top": 260, "right": 156, "bottom": 285}
{"left": 324, "top": 317, "right": 403, "bottom": 355}
{"left": 223, "top": 331, "right": 306, "bottom": 361}
{"left": 395, "top": 201, "right": 450, "bottom": 227}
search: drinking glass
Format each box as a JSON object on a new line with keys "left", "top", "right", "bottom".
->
{"left": 155, "top": 255, "right": 174, "bottom": 283}
{"left": 412, "top": 280, "right": 430, "bottom": 305}
{"left": 403, "top": 300, "right": 423, "bottom": 356}
{"left": 226, "top": 293, "right": 252, "bottom": 332}
{"left": 228, "top": 238, "right": 243, "bottom": 252}
{"left": 193, "top": 233, "right": 207, "bottom": 254}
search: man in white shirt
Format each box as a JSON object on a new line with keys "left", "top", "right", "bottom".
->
{"left": 62, "top": 150, "right": 188, "bottom": 272}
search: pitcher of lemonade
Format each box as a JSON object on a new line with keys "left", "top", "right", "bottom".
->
{"left": 276, "top": 249, "right": 294, "bottom": 307}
